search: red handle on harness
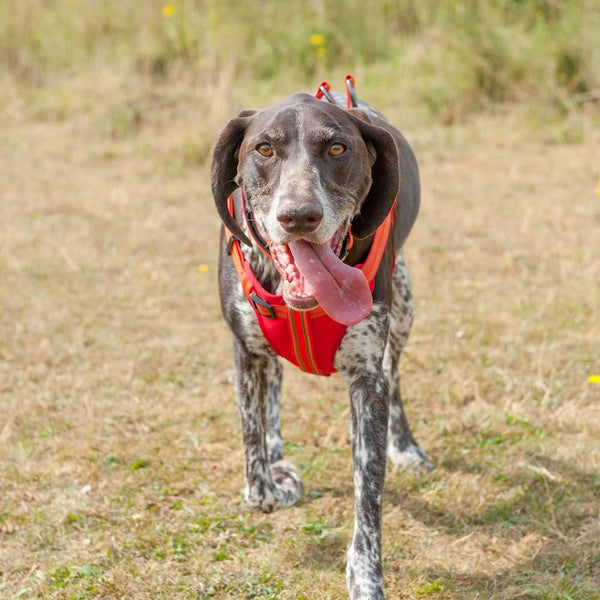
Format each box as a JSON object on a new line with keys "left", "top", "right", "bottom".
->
{"left": 314, "top": 75, "right": 359, "bottom": 109}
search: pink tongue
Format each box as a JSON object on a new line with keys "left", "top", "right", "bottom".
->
{"left": 288, "top": 240, "right": 372, "bottom": 325}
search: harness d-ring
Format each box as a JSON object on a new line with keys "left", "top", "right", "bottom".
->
{"left": 345, "top": 74, "right": 358, "bottom": 109}
{"left": 315, "top": 80, "right": 337, "bottom": 104}
{"left": 315, "top": 76, "right": 359, "bottom": 108}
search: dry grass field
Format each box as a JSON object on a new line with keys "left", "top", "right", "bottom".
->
{"left": 1, "top": 3, "right": 600, "bottom": 599}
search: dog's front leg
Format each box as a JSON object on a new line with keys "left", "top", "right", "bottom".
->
{"left": 336, "top": 305, "right": 390, "bottom": 600}
{"left": 233, "top": 338, "right": 302, "bottom": 513}
{"left": 266, "top": 358, "right": 284, "bottom": 464}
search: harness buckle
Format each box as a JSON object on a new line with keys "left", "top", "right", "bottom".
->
{"left": 249, "top": 293, "right": 276, "bottom": 319}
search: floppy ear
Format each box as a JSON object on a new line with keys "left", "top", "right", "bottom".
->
{"left": 210, "top": 110, "right": 258, "bottom": 246}
{"left": 347, "top": 110, "right": 400, "bottom": 240}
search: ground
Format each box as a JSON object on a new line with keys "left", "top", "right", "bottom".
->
{"left": 1, "top": 79, "right": 599, "bottom": 599}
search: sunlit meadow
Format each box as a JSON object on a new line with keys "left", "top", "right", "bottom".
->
{"left": 1, "top": 1, "right": 599, "bottom": 598}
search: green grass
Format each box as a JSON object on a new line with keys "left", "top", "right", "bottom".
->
{"left": 2, "top": 0, "right": 600, "bottom": 123}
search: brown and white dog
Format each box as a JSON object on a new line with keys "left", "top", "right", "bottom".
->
{"left": 211, "top": 89, "right": 430, "bottom": 600}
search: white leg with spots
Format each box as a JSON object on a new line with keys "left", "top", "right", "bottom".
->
{"left": 385, "top": 253, "right": 432, "bottom": 471}
{"left": 336, "top": 305, "right": 390, "bottom": 600}
{"left": 233, "top": 337, "right": 303, "bottom": 513}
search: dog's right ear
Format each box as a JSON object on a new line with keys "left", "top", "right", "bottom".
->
{"left": 210, "top": 110, "right": 259, "bottom": 246}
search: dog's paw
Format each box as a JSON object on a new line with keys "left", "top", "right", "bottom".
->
{"left": 346, "top": 546, "right": 385, "bottom": 600}
{"left": 387, "top": 442, "right": 433, "bottom": 472}
{"left": 270, "top": 459, "right": 303, "bottom": 504}
{"left": 244, "top": 460, "right": 303, "bottom": 513}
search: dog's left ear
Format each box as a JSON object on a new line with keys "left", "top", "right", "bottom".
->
{"left": 210, "top": 110, "right": 259, "bottom": 246}
{"left": 347, "top": 110, "right": 400, "bottom": 240}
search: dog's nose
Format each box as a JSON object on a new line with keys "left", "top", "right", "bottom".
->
{"left": 277, "top": 201, "right": 323, "bottom": 233}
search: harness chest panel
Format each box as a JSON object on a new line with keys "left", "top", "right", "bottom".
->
{"left": 247, "top": 284, "right": 359, "bottom": 376}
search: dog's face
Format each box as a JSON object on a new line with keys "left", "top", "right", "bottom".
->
{"left": 212, "top": 93, "right": 399, "bottom": 324}
{"left": 236, "top": 97, "right": 374, "bottom": 248}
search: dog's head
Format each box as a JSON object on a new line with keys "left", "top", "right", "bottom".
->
{"left": 211, "top": 93, "right": 399, "bottom": 325}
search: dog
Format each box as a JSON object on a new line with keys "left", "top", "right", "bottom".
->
{"left": 211, "top": 83, "right": 430, "bottom": 600}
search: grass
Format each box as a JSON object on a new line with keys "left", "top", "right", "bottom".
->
{"left": 1, "top": 1, "right": 600, "bottom": 599}
{"left": 2, "top": 1, "right": 600, "bottom": 122}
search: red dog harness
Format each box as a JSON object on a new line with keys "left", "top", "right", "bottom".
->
{"left": 225, "top": 197, "right": 395, "bottom": 376}
{"left": 224, "top": 76, "right": 395, "bottom": 376}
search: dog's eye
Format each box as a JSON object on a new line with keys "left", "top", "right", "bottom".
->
{"left": 328, "top": 143, "right": 346, "bottom": 157}
{"left": 256, "top": 143, "right": 273, "bottom": 157}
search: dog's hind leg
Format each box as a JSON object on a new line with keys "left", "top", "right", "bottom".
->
{"left": 385, "top": 252, "right": 432, "bottom": 470}
{"left": 233, "top": 338, "right": 302, "bottom": 513}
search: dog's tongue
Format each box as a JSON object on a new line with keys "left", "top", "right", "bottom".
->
{"left": 288, "top": 240, "right": 372, "bottom": 325}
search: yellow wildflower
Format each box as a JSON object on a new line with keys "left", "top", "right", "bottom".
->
{"left": 316, "top": 47, "right": 327, "bottom": 58}
{"left": 309, "top": 34, "right": 326, "bottom": 47}
{"left": 197, "top": 264, "right": 208, "bottom": 276}
{"left": 589, "top": 375, "right": 600, "bottom": 384}
{"left": 162, "top": 4, "right": 176, "bottom": 17}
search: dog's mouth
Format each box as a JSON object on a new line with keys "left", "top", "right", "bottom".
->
{"left": 268, "top": 222, "right": 372, "bottom": 325}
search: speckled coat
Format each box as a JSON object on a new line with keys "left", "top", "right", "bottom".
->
{"left": 211, "top": 91, "right": 430, "bottom": 600}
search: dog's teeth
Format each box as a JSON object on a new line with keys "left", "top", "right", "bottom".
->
{"left": 285, "top": 264, "right": 295, "bottom": 275}
{"left": 285, "top": 281, "right": 296, "bottom": 292}
{"left": 280, "top": 253, "right": 290, "bottom": 266}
